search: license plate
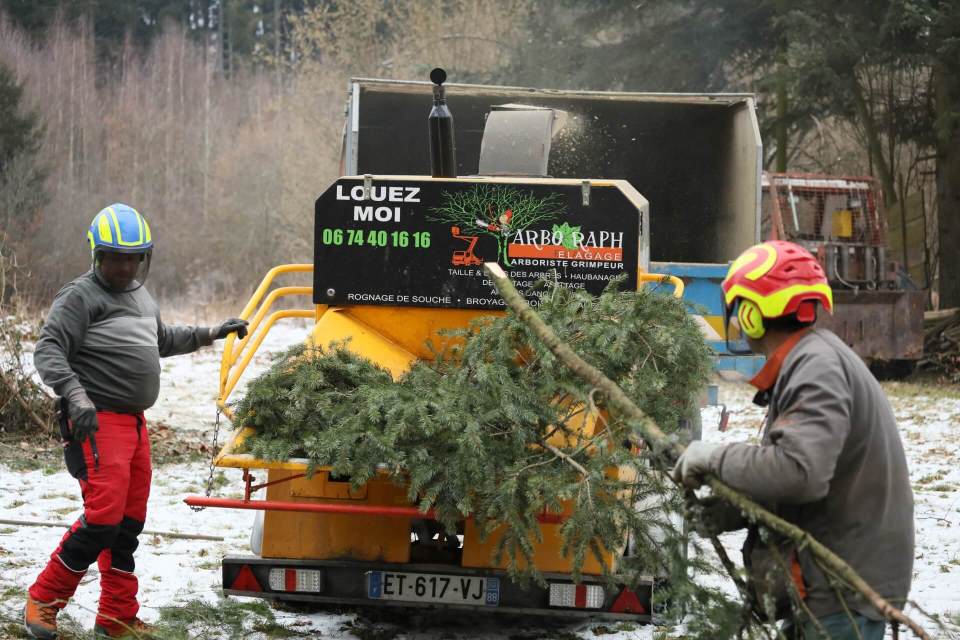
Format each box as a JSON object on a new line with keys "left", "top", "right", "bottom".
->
{"left": 366, "top": 571, "right": 499, "bottom": 606}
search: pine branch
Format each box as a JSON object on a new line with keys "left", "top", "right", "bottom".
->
{"left": 484, "top": 262, "right": 930, "bottom": 640}
{"left": 542, "top": 441, "right": 589, "bottom": 477}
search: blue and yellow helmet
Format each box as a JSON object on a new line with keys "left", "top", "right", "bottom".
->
{"left": 87, "top": 203, "right": 153, "bottom": 256}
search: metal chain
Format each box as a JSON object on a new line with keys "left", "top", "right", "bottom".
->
{"left": 190, "top": 408, "right": 223, "bottom": 512}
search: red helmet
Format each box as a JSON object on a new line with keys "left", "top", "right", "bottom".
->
{"left": 722, "top": 241, "right": 832, "bottom": 339}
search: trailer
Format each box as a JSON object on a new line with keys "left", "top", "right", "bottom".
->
{"left": 185, "top": 75, "right": 765, "bottom": 619}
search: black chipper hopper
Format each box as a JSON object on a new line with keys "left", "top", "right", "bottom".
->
{"left": 428, "top": 68, "right": 457, "bottom": 178}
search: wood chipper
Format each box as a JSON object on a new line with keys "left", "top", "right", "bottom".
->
{"left": 184, "top": 71, "right": 714, "bottom": 621}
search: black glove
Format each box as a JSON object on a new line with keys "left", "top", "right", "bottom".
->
{"left": 685, "top": 495, "right": 747, "bottom": 538}
{"left": 65, "top": 387, "right": 98, "bottom": 442}
{"left": 210, "top": 318, "right": 249, "bottom": 341}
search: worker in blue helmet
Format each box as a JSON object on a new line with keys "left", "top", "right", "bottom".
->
{"left": 24, "top": 204, "right": 249, "bottom": 640}
{"left": 86, "top": 203, "right": 155, "bottom": 293}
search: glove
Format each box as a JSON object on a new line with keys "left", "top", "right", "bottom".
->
{"left": 210, "top": 318, "right": 248, "bottom": 341}
{"left": 65, "top": 387, "right": 98, "bottom": 442}
{"left": 685, "top": 495, "right": 747, "bottom": 537}
{"left": 671, "top": 441, "right": 722, "bottom": 489}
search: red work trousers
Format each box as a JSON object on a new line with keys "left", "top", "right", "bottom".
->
{"left": 29, "top": 411, "right": 152, "bottom": 629}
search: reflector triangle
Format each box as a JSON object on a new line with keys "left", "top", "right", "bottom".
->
{"left": 610, "top": 587, "right": 646, "bottom": 614}
{"left": 230, "top": 564, "right": 262, "bottom": 592}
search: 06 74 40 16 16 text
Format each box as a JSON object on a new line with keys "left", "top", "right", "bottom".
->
{"left": 320, "top": 228, "right": 431, "bottom": 249}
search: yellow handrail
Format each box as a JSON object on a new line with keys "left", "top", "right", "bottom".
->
{"left": 217, "top": 264, "right": 316, "bottom": 413}
{"left": 219, "top": 264, "right": 314, "bottom": 383}
{"left": 638, "top": 271, "right": 685, "bottom": 298}
{"left": 228, "top": 286, "right": 314, "bottom": 367}
{"left": 218, "top": 265, "right": 682, "bottom": 409}
{"left": 220, "top": 308, "right": 318, "bottom": 404}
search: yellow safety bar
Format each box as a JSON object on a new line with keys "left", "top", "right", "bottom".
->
{"left": 218, "top": 265, "right": 683, "bottom": 412}
{"left": 638, "top": 271, "right": 685, "bottom": 298}
{"left": 213, "top": 264, "right": 682, "bottom": 469}
{"left": 217, "top": 264, "right": 319, "bottom": 420}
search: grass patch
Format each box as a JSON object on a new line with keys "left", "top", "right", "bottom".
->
{"left": 39, "top": 492, "right": 78, "bottom": 501}
{"left": 0, "top": 437, "right": 61, "bottom": 472}
{"left": 0, "top": 622, "right": 29, "bottom": 639}
{"left": 0, "top": 609, "right": 86, "bottom": 639}
{"left": 4, "top": 500, "right": 26, "bottom": 509}
{"left": 916, "top": 471, "right": 946, "bottom": 485}
{"left": 882, "top": 379, "right": 960, "bottom": 401}
{"left": 210, "top": 472, "right": 230, "bottom": 491}
{"left": 152, "top": 448, "right": 210, "bottom": 466}
{"left": 154, "top": 596, "right": 310, "bottom": 639}
{"left": 1, "top": 557, "right": 35, "bottom": 569}
{"left": 1, "top": 584, "right": 27, "bottom": 600}
{"left": 149, "top": 424, "right": 218, "bottom": 466}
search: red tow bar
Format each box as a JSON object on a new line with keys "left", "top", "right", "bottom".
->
{"left": 183, "top": 495, "right": 565, "bottom": 523}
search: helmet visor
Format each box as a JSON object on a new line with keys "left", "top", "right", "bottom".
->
{"left": 723, "top": 298, "right": 754, "bottom": 356}
{"left": 94, "top": 250, "right": 152, "bottom": 293}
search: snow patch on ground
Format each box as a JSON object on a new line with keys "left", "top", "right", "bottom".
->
{"left": 2, "top": 318, "right": 958, "bottom": 637}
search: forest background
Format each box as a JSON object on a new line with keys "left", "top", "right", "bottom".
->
{"left": 0, "top": 0, "right": 957, "bottom": 310}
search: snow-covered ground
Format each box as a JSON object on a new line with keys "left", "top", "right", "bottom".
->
{"left": 1, "top": 319, "right": 959, "bottom": 638}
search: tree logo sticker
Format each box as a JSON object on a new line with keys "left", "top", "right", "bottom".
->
{"left": 429, "top": 184, "right": 626, "bottom": 267}
{"left": 428, "top": 184, "right": 565, "bottom": 266}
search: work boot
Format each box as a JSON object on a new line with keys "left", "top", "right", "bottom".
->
{"left": 23, "top": 596, "right": 59, "bottom": 640}
{"left": 93, "top": 617, "right": 159, "bottom": 639}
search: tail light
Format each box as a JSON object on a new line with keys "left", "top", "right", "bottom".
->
{"left": 548, "top": 583, "right": 604, "bottom": 609}
{"left": 268, "top": 568, "right": 323, "bottom": 593}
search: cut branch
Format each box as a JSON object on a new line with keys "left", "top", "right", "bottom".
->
{"left": 542, "top": 441, "right": 589, "bottom": 477}
{"left": 0, "top": 372, "right": 52, "bottom": 433}
{"left": 0, "top": 518, "right": 223, "bottom": 542}
{"left": 484, "top": 262, "right": 929, "bottom": 639}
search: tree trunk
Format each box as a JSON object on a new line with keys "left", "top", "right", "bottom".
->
{"left": 775, "top": 54, "right": 788, "bottom": 172}
{"left": 934, "top": 58, "right": 960, "bottom": 308}
{"left": 850, "top": 73, "right": 897, "bottom": 206}
{"left": 274, "top": 0, "right": 282, "bottom": 88}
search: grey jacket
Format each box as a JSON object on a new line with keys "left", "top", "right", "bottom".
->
{"left": 714, "top": 329, "right": 914, "bottom": 620}
{"left": 34, "top": 271, "right": 215, "bottom": 414}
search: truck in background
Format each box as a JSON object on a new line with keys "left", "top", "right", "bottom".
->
{"left": 762, "top": 172, "right": 925, "bottom": 375}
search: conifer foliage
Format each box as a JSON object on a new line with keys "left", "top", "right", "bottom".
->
{"left": 235, "top": 281, "right": 713, "bottom": 585}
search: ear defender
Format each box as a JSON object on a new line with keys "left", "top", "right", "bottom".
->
{"left": 737, "top": 299, "right": 766, "bottom": 339}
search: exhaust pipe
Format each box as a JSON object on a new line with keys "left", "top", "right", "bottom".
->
{"left": 428, "top": 68, "right": 457, "bottom": 178}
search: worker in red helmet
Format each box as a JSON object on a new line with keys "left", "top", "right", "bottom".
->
{"left": 672, "top": 240, "right": 914, "bottom": 639}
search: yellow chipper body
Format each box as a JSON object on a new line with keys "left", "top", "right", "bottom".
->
{"left": 184, "top": 171, "right": 687, "bottom": 620}
{"left": 231, "top": 298, "right": 628, "bottom": 573}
